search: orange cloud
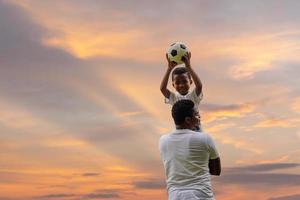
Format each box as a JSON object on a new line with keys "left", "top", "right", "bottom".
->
{"left": 0, "top": 165, "right": 154, "bottom": 199}
{"left": 254, "top": 118, "right": 299, "bottom": 128}
{"left": 291, "top": 97, "right": 300, "bottom": 113}
{"left": 43, "top": 30, "right": 149, "bottom": 59}
{"left": 0, "top": 99, "right": 49, "bottom": 130}
{"left": 222, "top": 31, "right": 300, "bottom": 79}
{"left": 2, "top": 2, "right": 299, "bottom": 199}
{"left": 0, "top": 99, "right": 90, "bottom": 150}
{"left": 0, "top": 97, "right": 148, "bottom": 199}
{"left": 215, "top": 184, "right": 300, "bottom": 200}
{"left": 205, "top": 123, "right": 235, "bottom": 133}
{"left": 203, "top": 123, "right": 265, "bottom": 155}
{"left": 213, "top": 132, "right": 263, "bottom": 155}
{"left": 7, "top": 0, "right": 300, "bottom": 79}
{"left": 236, "top": 155, "right": 290, "bottom": 165}
{"left": 60, "top": 75, "right": 167, "bottom": 132}
{"left": 7, "top": 0, "right": 300, "bottom": 85}
{"left": 203, "top": 102, "right": 256, "bottom": 123}
{"left": 5, "top": 0, "right": 165, "bottom": 61}
{"left": 257, "top": 155, "right": 290, "bottom": 164}
{"left": 101, "top": 68, "right": 170, "bottom": 124}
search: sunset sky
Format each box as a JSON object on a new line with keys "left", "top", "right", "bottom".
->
{"left": 0, "top": 0, "right": 299, "bottom": 199}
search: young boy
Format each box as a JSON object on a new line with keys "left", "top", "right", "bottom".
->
{"left": 160, "top": 52, "right": 203, "bottom": 131}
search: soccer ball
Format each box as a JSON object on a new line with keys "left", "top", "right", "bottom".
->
{"left": 167, "top": 42, "right": 189, "bottom": 65}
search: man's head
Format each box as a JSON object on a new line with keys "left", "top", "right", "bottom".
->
{"left": 171, "top": 67, "right": 192, "bottom": 95}
{"left": 172, "top": 99, "right": 199, "bottom": 130}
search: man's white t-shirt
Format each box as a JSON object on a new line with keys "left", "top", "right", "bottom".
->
{"left": 159, "top": 129, "right": 219, "bottom": 200}
{"left": 165, "top": 88, "right": 203, "bottom": 109}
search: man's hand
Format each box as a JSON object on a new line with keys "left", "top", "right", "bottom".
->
{"left": 166, "top": 53, "right": 177, "bottom": 70}
{"left": 182, "top": 51, "right": 191, "bottom": 68}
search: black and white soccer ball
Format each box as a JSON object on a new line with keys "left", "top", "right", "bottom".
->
{"left": 167, "top": 42, "right": 189, "bottom": 65}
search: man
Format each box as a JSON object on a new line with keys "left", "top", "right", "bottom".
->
{"left": 159, "top": 99, "right": 221, "bottom": 200}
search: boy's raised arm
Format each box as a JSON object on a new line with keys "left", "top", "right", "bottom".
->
{"left": 160, "top": 54, "right": 177, "bottom": 98}
{"left": 182, "top": 52, "right": 203, "bottom": 96}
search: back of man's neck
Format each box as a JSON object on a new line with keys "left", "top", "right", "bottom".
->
{"left": 176, "top": 125, "right": 191, "bottom": 130}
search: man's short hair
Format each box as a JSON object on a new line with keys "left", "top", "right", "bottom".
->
{"left": 172, "top": 99, "right": 195, "bottom": 125}
{"left": 171, "top": 67, "right": 191, "bottom": 81}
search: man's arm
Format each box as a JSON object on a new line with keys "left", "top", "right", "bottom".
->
{"left": 209, "top": 157, "right": 221, "bottom": 176}
{"left": 182, "top": 52, "right": 203, "bottom": 96}
{"left": 206, "top": 134, "right": 221, "bottom": 176}
{"left": 160, "top": 54, "right": 177, "bottom": 98}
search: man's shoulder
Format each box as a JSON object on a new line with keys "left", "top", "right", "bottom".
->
{"left": 158, "top": 132, "right": 173, "bottom": 151}
{"left": 195, "top": 131, "right": 209, "bottom": 136}
{"left": 160, "top": 129, "right": 208, "bottom": 137}
{"left": 190, "top": 131, "right": 211, "bottom": 142}
{"left": 189, "top": 130, "right": 208, "bottom": 136}
{"left": 159, "top": 132, "right": 172, "bottom": 142}
{"left": 159, "top": 129, "right": 190, "bottom": 139}
{"left": 159, "top": 134, "right": 168, "bottom": 140}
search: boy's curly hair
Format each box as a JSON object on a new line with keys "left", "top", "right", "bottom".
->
{"left": 171, "top": 67, "right": 191, "bottom": 81}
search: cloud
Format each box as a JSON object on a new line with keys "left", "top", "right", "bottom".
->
{"left": 269, "top": 194, "right": 300, "bottom": 200}
{"left": 27, "top": 189, "right": 124, "bottom": 200}
{"left": 236, "top": 155, "right": 290, "bottom": 165}
{"left": 214, "top": 163, "right": 300, "bottom": 187}
{"left": 226, "top": 31, "right": 300, "bottom": 79}
{"left": 225, "top": 163, "right": 300, "bottom": 173}
{"left": 201, "top": 102, "right": 256, "bottom": 123}
{"left": 32, "top": 190, "right": 121, "bottom": 200}
{"left": 205, "top": 123, "right": 235, "bottom": 133}
{"left": 33, "top": 193, "right": 76, "bottom": 199}
{"left": 0, "top": 197, "right": 18, "bottom": 200}
{"left": 0, "top": 0, "right": 105, "bottom": 131}
{"left": 1, "top": 1, "right": 300, "bottom": 200}
{"left": 0, "top": 0, "right": 161, "bottom": 174}
{"left": 215, "top": 173, "right": 300, "bottom": 186}
{"left": 83, "top": 193, "right": 119, "bottom": 199}
{"left": 254, "top": 117, "right": 300, "bottom": 128}
{"left": 133, "top": 179, "right": 165, "bottom": 189}
{"left": 291, "top": 97, "right": 300, "bottom": 113}
{"left": 7, "top": 0, "right": 300, "bottom": 79}
{"left": 82, "top": 190, "right": 120, "bottom": 199}
{"left": 5, "top": 0, "right": 175, "bottom": 60}
{"left": 81, "top": 173, "right": 100, "bottom": 177}
{"left": 75, "top": 122, "right": 163, "bottom": 173}
{"left": 212, "top": 132, "right": 264, "bottom": 154}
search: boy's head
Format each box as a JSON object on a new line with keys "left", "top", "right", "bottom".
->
{"left": 171, "top": 67, "right": 192, "bottom": 95}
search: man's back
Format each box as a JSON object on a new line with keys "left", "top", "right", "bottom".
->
{"left": 159, "top": 129, "right": 219, "bottom": 200}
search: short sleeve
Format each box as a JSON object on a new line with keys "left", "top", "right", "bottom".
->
{"left": 190, "top": 88, "right": 203, "bottom": 106}
{"left": 164, "top": 91, "right": 176, "bottom": 105}
{"left": 159, "top": 135, "right": 167, "bottom": 161}
{"left": 158, "top": 135, "right": 165, "bottom": 151}
{"left": 206, "top": 134, "right": 219, "bottom": 159}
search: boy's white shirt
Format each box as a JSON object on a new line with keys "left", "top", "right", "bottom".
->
{"left": 165, "top": 88, "right": 203, "bottom": 109}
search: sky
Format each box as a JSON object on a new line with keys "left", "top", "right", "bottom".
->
{"left": 0, "top": 0, "right": 299, "bottom": 199}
